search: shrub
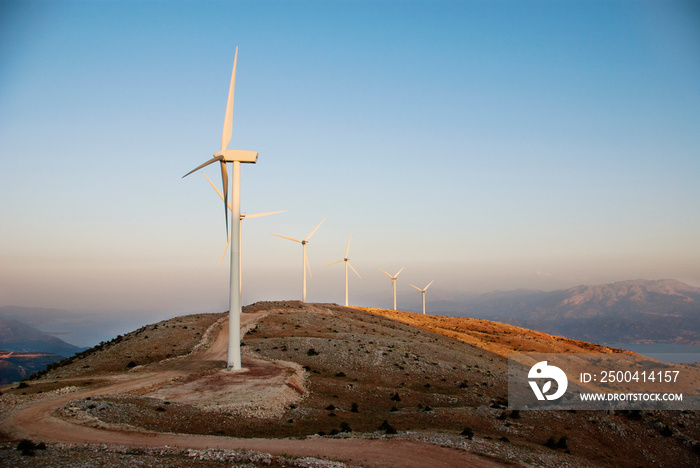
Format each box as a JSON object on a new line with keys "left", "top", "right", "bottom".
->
{"left": 307, "top": 348, "right": 319, "bottom": 356}
{"left": 390, "top": 393, "right": 401, "bottom": 402}
{"left": 16, "top": 439, "right": 36, "bottom": 456}
{"left": 509, "top": 410, "right": 520, "bottom": 419}
{"left": 17, "top": 382, "right": 29, "bottom": 389}
{"left": 350, "top": 402, "right": 359, "bottom": 413}
{"left": 555, "top": 436, "right": 568, "bottom": 449}
{"left": 378, "top": 420, "right": 397, "bottom": 435}
{"left": 340, "top": 421, "right": 352, "bottom": 432}
{"left": 460, "top": 427, "right": 474, "bottom": 439}
{"left": 325, "top": 404, "right": 336, "bottom": 411}
{"left": 126, "top": 361, "right": 137, "bottom": 368}
{"left": 544, "top": 437, "right": 557, "bottom": 449}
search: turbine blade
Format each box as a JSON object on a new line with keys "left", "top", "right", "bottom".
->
{"left": 217, "top": 234, "right": 231, "bottom": 270}
{"left": 270, "top": 233, "right": 302, "bottom": 243}
{"left": 221, "top": 47, "right": 237, "bottom": 152}
{"left": 305, "top": 249, "right": 312, "bottom": 278}
{"left": 305, "top": 217, "right": 326, "bottom": 241}
{"left": 345, "top": 234, "right": 352, "bottom": 258}
{"left": 245, "top": 210, "right": 288, "bottom": 218}
{"left": 410, "top": 283, "right": 422, "bottom": 292}
{"left": 349, "top": 262, "right": 362, "bottom": 279}
{"left": 203, "top": 172, "right": 224, "bottom": 200}
{"left": 323, "top": 259, "right": 344, "bottom": 267}
{"left": 220, "top": 160, "right": 229, "bottom": 236}
{"left": 394, "top": 267, "right": 405, "bottom": 277}
{"left": 380, "top": 268, "right": 393, "bottom": 279}
{"left": 182, "top": 155, "right": 223, "bottom": 178}
{"left": 424, "top": 280, "right": 434, "bottom": 290}
{"left": 203, "top": 172, "right": 233, "bottom": 211}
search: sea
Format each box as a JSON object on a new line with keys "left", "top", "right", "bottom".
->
{"left": 606, "top": 343, "right": 700, "bottom": 364}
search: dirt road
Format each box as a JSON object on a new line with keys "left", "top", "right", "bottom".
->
{"left": 3, "top": 311, "right": 513, "bottom": 467}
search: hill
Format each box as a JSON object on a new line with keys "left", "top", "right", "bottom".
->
{"left": 0, "top": 302, "right": 698, "bottom": 467}
{"left": 433, "top": 279, "right": 700, "bottom": 345}
{"left": 0, "top": 317, "right": 84, "bottom": 356}
{"left": 0, "top": 352, "right": 64, "bottom": 385}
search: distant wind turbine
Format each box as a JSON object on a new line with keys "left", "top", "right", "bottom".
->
{"left": 410, "top": 280, "right": 434, "bottom": 315}
{"left": 182, "top": 47, "right": 258, "bottom": 371}
{"left": 381, "top": 267, "right": 404, "bottom": 310}
{"left": 202, "top": 173, "right": 286, "bottom": 271}
{"left": 324, "top": 235, "right": 361, "bottom": 306}
{"left": 270, "top": 218, "right": 326, "bottom": 302}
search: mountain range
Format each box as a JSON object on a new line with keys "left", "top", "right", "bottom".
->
{"left": 0, "top": 316, "right": 84, "bottom": 357}
{"left": 432, "top": 279, "right": 700, "bottom": 345}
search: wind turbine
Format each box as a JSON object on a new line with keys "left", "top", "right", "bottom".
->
{"left": 380, "top": 267, "right": 404, "bottom": 310}
{"left": 270, "top": 218, "right": 326, "bottom": 302}
{"left": 202, "top": 173, "right": 286, "bottom": 271}
{"left": 183, "top": 47, "right": 258, "bottom": 371}
{"left": 324, "top": 235, "right": 361, "bottom": 306}
{"left": 410, "top": 280, "right": 434, "bottom": 315}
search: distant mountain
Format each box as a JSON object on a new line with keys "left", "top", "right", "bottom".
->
{"left": 434, "top": 279, "right": 700, "bottom": 345}
{"left": 0, "top": 317, "right": 84, "bottom": 356}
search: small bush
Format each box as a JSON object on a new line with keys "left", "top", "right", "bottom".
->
{"left": 17, "top": 382, "right": 29, "bottom": 389}
{"left": 340, "top": 421, "right": 352, "bottom": 432}
{"left": 325, "top": 404, "right": 336, "bottom": 411}
{"left": 555, "top": 436, "right": 568, "bottom": 449}
{"left": 460, "top": 427, "right": 474, "bottom": 439}
{"left": 659, "top": 426, "right": 673, "bottom": 437}
{"left": 335, "top": 371, "right": 346, "bottom": 377}
{"left": 378, "top": 420, "right": 397, "bottom": 435}
{"left": 544, "top": 437, "right": 557, "bottom": 449}
{"left": 307, "top": 348, "right": 319, "bottom": 356}
{"left": 350, "top": 402, "right": 359, "bottom": 413}
{"left": 126, "top": 361, "right": 137, "bottom": 368}
{"left": 16, "top": 439, "right": 36, "bottom": 456}
{"left": 390, "top": 393, "right": 401, "bottom": 402}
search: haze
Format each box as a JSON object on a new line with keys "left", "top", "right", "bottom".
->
{"left": 1, "top": 1, "right": 699, "bottom": 321}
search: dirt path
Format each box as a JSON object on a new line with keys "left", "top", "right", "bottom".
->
{"left": 3, "top": 311, "right": 513, "bottom": 468}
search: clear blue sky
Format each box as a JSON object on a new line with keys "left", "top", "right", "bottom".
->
{"left": 1, "top": 0, "right": 699, "bottom": 318}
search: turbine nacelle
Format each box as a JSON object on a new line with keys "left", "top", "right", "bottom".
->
{"left": 213, "top": 149, "right": 259, "bottom": 164}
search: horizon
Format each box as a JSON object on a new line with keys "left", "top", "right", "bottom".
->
{"left": 2, "top": 1, "right": 699, "bottom": 317}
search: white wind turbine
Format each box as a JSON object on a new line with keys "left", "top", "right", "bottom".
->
{"left": 410, "top": 280, "right": 434, "bottom": 315}
{"left": 380, "top": 267, "right": 404, "bottom": 310}
{"left": 324, "top": 235, "right": 361, "bottom": 306}
{"left": 202, "top": 173, "right": 286, "bottom": 272}
{"left": 270, "top": 218, "right": 326, "bottom": 302}
{"left": 183, "top": 47, "right": 258, "bottom": 371}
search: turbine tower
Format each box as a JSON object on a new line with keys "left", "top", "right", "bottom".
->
{"left": 270, "top": 218, "right": 326, "bottom": 302}
{"left": 183, "top": 47, "right": 258, "bottom": 371}
{"left": 324, "top": 234, "right": 361, "bottom": 306}
{"left": 380, "top": 267, "right": 404, "bottom": 310}
{"left": 410, "top": 280, "right": 434, "bottom": 315}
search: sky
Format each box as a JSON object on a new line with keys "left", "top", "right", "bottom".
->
{"left": 1, "top": 0, "right": 699, "bottom": 325}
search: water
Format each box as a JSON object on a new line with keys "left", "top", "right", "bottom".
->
{"left": 606, "top": 343, "right": 700, "bottom": 364}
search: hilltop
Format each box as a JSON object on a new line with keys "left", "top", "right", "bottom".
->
{"left": 434, "top": 279, "right": 700, "bottom": 344}
{"left": 0, "top": 301, "right": 698, "bottom": 467}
